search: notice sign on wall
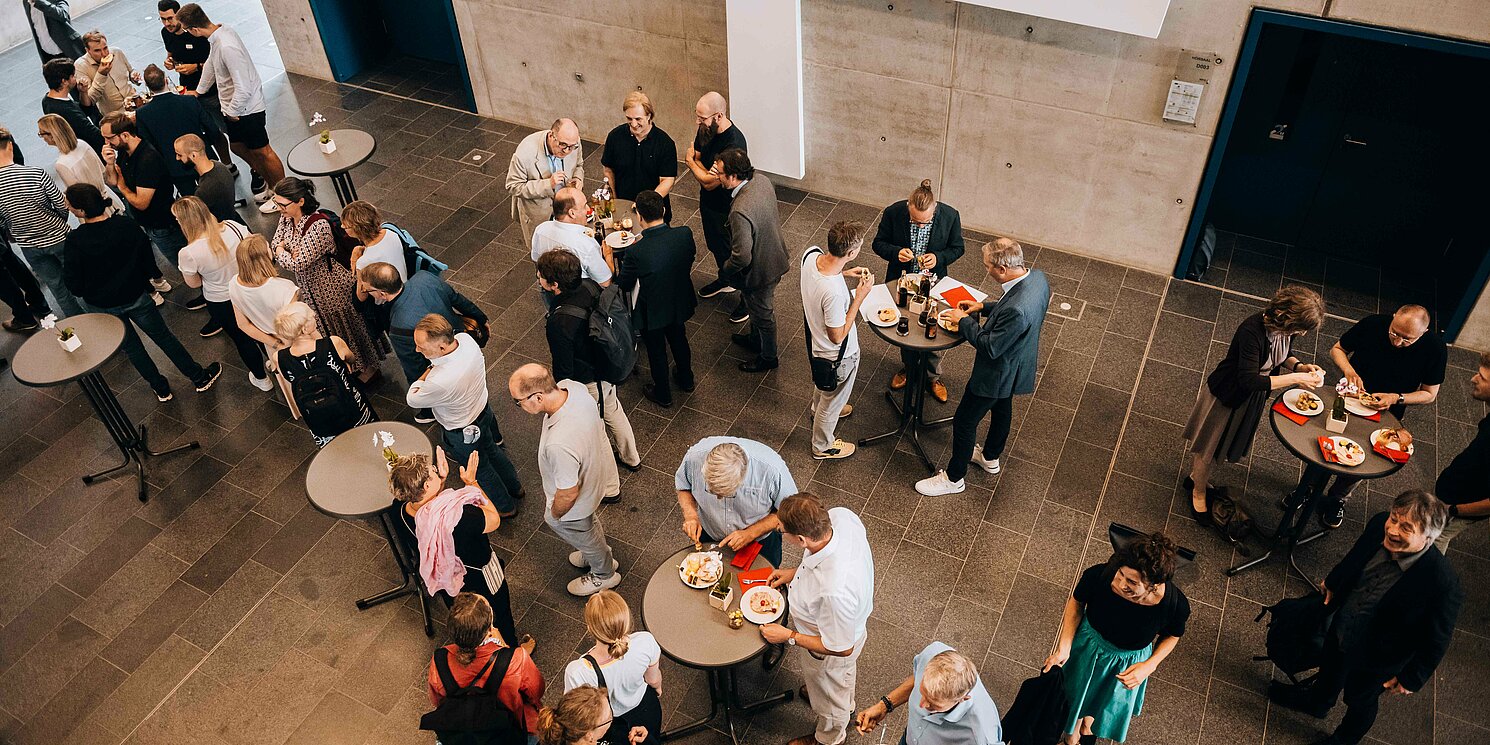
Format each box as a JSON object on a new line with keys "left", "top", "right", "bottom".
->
{"left": 1163, "top": 49, "right": 1219, "bottom": 125}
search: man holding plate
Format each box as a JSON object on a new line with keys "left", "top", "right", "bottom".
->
{"left": 761, "top": 493, "right": 875, "bottom": 745}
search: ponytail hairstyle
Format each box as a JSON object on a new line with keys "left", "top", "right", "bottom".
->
{"left": 583, "top": 589, "right": 632, "bottom": 659}
{"left": 448, "top": 592, "right": 495, "bottom": 665}
{"left": 909, "top": 178, "right": 936, "bottom": 211}
{"left": 537, "top": 685, "right": 611, "bottom": 745}
{"left": 171, "top": 196, "right": 227, "bottom": 257}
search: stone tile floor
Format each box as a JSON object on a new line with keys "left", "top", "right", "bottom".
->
{"left": 0, "top": 2, "right": 1487, "bottom": 744}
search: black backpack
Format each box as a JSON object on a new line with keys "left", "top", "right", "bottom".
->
{"left": 303, "top": 209, "right": 360, "bottom": 269}
{"left": 284, "top": 346, "right": 360, "bottom": 436}
{"left": 554, "top": 281, "right": 637, "bottom": 384}
{"left": 420, "top": 646, "right": 525, "bottom": 745}
{"left": 1254, "top": 593, "right": 1332, "bottom": 684}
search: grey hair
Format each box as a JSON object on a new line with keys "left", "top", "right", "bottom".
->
{"left": 922, "top": 649, "right": 979, "bottom": 702}
{"left": 703, "top": 442, "right": 749, "bottom": 497}
{"left": 982, "top": 237, "right": 1025, "bottom": 270}
{"left": 1392, "top": 490, "right": 1448, "bottom": 541}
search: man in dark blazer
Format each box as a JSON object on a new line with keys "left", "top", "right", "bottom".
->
{"left": 871, "top": 180, "right": 965, "bottom": 402}
{"left": 1269, "top": 490, "right": 1462, "bottom": 745}
{"left": 917, "top": 238, "right": 1049, "bottom": 496}
{"left": 24, "top": 0, "right": 85, "bottom": 63}
{"left": 617, "top": 189, "right": 697, "bottom": 407}
{"left": 717, "top": 148, "right": 788, "bottom": 372}
{"left": 135, "top": 64, "right": 223, "bottom": 198}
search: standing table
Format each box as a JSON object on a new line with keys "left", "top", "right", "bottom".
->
{"left": 1228, "top": 388, "right": 1406, "bottom": 582}
{"left": 304, "top": 420, "right": 434, "bottom": 636}
{"left": 286, "top": 128, "right": 377, "bottom": 206}
{"left": 11, "top": 313, "right": 199, "bottom": 502}
{"left": 642, "top": 545, "right": 794, "bottom": 744}
{"left": 858, "top": 280, "right": 966, "bottom": 472}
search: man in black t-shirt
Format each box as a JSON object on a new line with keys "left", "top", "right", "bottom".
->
{"left": 600, "top": 91, "right": 677, "bottom": 224}
{"left": 40, "top": 57, "right": 104, "bottom": 153}
{"left": 158, "top": 0, "right": 232, "bottom": 167}
{"left": 684, "top": 91, "right": 748, "bottom": 306}
{"left": 1434, "top": 351, "right": 1490, "bottom": 550}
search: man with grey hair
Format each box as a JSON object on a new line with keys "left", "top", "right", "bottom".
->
{"left": 917, "top": 238, "right": 1050, "bottom": 496}
{"left": 1269, "top": 490, "right": 1461, "bottom": 745}
{"left": 675, "top": 435, "right": 796, "bottom": 567}
{"left": 1432, "top": 350, "right": 1490, "bottom": 549}
{"left": 855, "top": 642, "right": 1003, "bottom": 745}
{"left": 507, "top": 117, "right": 585, "bottom": 248}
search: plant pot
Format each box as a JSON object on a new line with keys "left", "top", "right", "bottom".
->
{"left": 58, "top": 335, "right": 81, "bottom": 352}
{"left": 319, "top": 139, "right": 337, "bottom": 154}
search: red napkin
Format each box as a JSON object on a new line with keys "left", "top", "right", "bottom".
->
{"left": 1317, "top": 436, "right": 1341, "bottom": 463}
{"left": 939, "top": 284, "right": 976, "bottom": 307}
{"left": 1359, "top": 410, "right": 1382, "bottom": 422}
{"left": 1273, "top": 401, "right": 1309, "bottom": 426}
{"left": 738, "top": 567, "right": 773, "bottom": 586}
{"left": 731, "top": 541, "right": 763, "bottom": 569}
{"left": 1373, "top": 442, "right": 1411, "bottom": 463}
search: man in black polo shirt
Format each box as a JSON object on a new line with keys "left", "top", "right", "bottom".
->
{"left": 601, "top": 91, "right": 677, "bottom": 224}
{"left": 684, "top": 91, "right": 748, "bottom": 306}
{"left": 41, "top": 58, "right": 104, "bottom": 154}
{"left": 159, "top": 0, "right": 232, "bottom": 171}
{"left": 1434, "top": 352, "right": 1490, "bottom": 550}
{"left": 1312, "top": 305, "right": 1448, "bottom": 527}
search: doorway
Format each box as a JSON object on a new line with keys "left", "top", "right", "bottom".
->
{"left": 306, "top": 0, "right": 475, "bottom": 110}
{"left": 1177, "top": 10, "right": 1490, "bottom": 342}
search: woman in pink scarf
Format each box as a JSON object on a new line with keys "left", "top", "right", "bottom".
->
{"left": 390, "top": 448, "right": 530, "bottom": 651}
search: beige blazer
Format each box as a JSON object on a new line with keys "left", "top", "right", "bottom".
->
{"left": 505, "top": 129, "right": 584, "bottom": 247}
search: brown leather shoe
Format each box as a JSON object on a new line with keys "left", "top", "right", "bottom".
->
{"left": 890, "top": 371, "right": 908, "bottom": 390}
{"left": 929, "top": 379, "right": 949, "bottom": 403}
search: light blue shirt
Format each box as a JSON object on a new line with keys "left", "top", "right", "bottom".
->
{"left": 730, "top": 179, "right": 749, "bottom": 199}
{"left": 675, "top": 436, "right": 796, "bottom": 539}
{"left": 906, "top": 642, "right": 1003, "bottom": 745}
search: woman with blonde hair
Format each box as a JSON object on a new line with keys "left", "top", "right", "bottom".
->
{"left": 227, "top": 234, "right": 299, "bottom": 349}
{"left": 37, "top": 113, "right": 120, "bottom": 214}
{"left": 272, "top": 301, "right": 375, "bottom": 445}
{"left": 172, "top": 196, "right": 267, "bottom": 389}
{"left": 537, "top": 685, "right": 648, "bottom": 745}
{"left": 562, "top": 590, "right": 662, "bottom": 745}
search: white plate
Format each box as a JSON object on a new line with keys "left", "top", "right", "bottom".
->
{"left": 1327, "top": 436, "right": 1366, "bottom": 466}
{"left": 1342, "top": 396, "right": 1378, "bottom": 417}
{"left": 740, "top": 585, "right": 785, "bottom": 624}
{"left": 1370, "top": 428, "right": 1415, "bottom": 456}
{"left": 1282, "top": 388, "right": 1325, "bottom": 417}
{"left": 678, "top": 552, "right": 723, "bottom": 589}
{"left": 604, "top": 231, "right": 636, "bottom": 249}
{"left": 869, "top": 306, "right": 900, "bottom": 327}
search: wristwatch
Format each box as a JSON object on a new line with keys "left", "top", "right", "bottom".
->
{"left": 879, "top": 695, "right": 895, "bottom": 713}
{"left": 1449, "top": 504, "right": 1460, "bottom": 518}
{"left": 786, "top": 632, "right": 798, "bottom": 647}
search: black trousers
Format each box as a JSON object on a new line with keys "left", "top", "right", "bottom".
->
{"left": 641, "top": 322, "right": 693, "bottom": 401}
{"left": 699, "top": 205, "right": 731, "bottom": 272}
{"left": 946, "top": 392, "right": 1014, "bottom": 482}
{"left": 1309, "top": 636, "right": 1392, "bottom": 744}
{"left": 206, "top": 299, "right": 265, "bottom": 377}
{"left": 0, "top": 247, "right": 49, "bottom": 322}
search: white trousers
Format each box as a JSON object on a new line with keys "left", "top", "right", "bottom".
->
{"left": 798, "top": 634, "right": 866, "bottom": 745}
{"left": 585, "top": 381, "right": 641, "bottom": 472}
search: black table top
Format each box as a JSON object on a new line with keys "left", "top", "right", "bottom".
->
{"left": 286, "top": 129, "right": 377, "bottom": 177}
{"left": 1269, "top": 388, "right": 1408, "bottom": 480}
{"left": 12, "top": 313, "right": 124, "bottom": 387}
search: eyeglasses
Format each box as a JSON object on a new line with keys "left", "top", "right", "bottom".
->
{"left": 512, "top": 391, "right": 539, "bottom": 407}
{"left": 552, "top": 138, "right": 579, "bottom": 154}
{"left": 1387, "top": 328, "right": 1422, "bottom": 345}
{"left": 272, "top": 198, "right": 294, "bottom": 207}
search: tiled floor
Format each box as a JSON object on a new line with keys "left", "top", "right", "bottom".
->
{"left": 1, "top": 2, "right": 1487, "bottom": 745}
{"left": 345, "top": 55, "right": 471, "bottom": 111}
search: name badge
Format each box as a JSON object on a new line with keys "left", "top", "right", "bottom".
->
{"left": 185, "top": 44, "right": 194, "bottom": 49}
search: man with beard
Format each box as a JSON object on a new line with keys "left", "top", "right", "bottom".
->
{"left": 684, "top": 91, "right": 749, "bottom": 315}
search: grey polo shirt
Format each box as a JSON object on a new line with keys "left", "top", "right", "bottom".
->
{"left": 906, "top": 642, "right": 1003, "bottom": 745}
{"left": 675, "top": 436, "right": 796, "bottom": 539}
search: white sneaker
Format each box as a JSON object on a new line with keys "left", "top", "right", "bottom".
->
{"left": 249, "top": 372, "right": 273, "bottom": 391}
{"left": 258, "top": 199, "right": 280, "bottom": 214}
{"left": 568, "top": 571, "right": 622, "bottom": 596}
{"left": 151, "top": 291, "right": 165, "bottom": 307}
{"left": 253, "top": 187, "right": 273, "bottom": 203}
{"left": 569, "top": 551, "right": 620, "bottom": 572}
{"left": 813, "top": 438, "right": 856, "bottom": 460}
{"left": 915, "top": 471, "right": 966, "bottom": 496}
{"left": 150, "top": 277, "right": 172, "bottom": 293}
{"left": 970, "top": 445, "right": 1002, "bottom": 475}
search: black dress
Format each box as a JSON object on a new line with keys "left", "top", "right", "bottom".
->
{"left": 276, "top": 337, "right": 376, "bottom": 446}
{"left": 391, "top": 502, "right": 517, "bottom": 647}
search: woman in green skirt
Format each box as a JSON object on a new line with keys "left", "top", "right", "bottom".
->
{"left": 1042, "top": 533, "right": 1190, "bottom": 744}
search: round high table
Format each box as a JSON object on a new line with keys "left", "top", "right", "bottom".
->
{"left": 641, "top": 545, "right": 794, "bottom": 744}
{"left": 286, "top": 128, "right": 377, "bottom": 206}
{"left": 11, "top": 313, "right": 198, "bottom": 502}
{"left": 305, "top": 420, "right": 434, "bottom": 636}
{"left": 858, "top": 280, "right": 967, "bottom": 472}
{"left": 1228, "top": 388, "right": 1406, "bottom": 582}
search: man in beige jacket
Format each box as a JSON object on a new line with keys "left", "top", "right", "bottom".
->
{"left": 506, "top": 118, "right": 584, "bottom": 248}
{"left": 74, "top": 29, "right": 140, "bottom": 115}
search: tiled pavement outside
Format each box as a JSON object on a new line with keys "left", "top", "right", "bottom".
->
{"left": 0, "top": 2, "right": 1487, "bottom": 744}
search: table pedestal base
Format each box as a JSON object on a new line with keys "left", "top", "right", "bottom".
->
{"left": 354, "top": 511, "right": 433, "bottom": 637}
{"left": 329, "top": 172, "right": 358, "bottom": 206}
{"left": 664, "top": 666, "right": 793, "bottom": 745}
{"left": 857, "top": 349, "right": 952, "bottom": 472}
{"left": 1226, "top": 464, "right": 1332, "bottom": 582}
{"left": 78, "top": 372, "right": 199, "bottom": 502}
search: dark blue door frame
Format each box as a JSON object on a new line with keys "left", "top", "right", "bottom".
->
{"left": 1176, "top": 9, "right": 1490, "bottom": 342}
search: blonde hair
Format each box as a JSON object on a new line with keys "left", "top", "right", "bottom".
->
{"left": 537, "top": 686, "right": 610, "bottom": 745}
{"left": 273, "top": 301, "right": 317, "bottom": 342}
{"left": 622, "top": 90, "right": 654, "bottom": 121}
{"left": 921, "top": 649, "right": 979, "bottom": 703}
{"left": 37, "top": 114, "right": 78, "bottom": 154}
{"left": 703, "top": 442, "right": 748, "bottom": 497}
{"left": 583, "top": 590, "right": 632, "bottom": 659}
{"left": 171, "top": 196, "right": 227, "bottom": 257}
{"left": 235, "top": 235, "right": 279, "bottom": 287}
{"left": 340, "top": 200, "right": 382, "bottom": 243}
{"left": 909, "top": 179, "right": 935, "bottom": 211}
{"left": 388, "top": 452, "right": 433, "bottom": 503}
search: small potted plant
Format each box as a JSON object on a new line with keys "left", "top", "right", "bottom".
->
{"left": 310, "top": 112, "right": 335, "bottom": 154}
{"left": 57, "top": 326, "right": 81, "bottom": 352}
{"left": 375, "top": 430, "right": 398, "bottom": 469}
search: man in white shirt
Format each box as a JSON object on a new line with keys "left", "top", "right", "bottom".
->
{"left": 800, "top": 221, "right": 873, "bottom": 460}
{"left": 74, "top": 30, "right": 140, "bottom": 115}
{"left": 407, "top": 314, "right": 523, "bottom": 516}
{"left": 762, "top": 493, "right": 875, "bottom": 745}
{"left": 509, "top": 363, "right": 622, "bottom": 597}
{"left": 531, "top": 186, "right": 613, "bottom": 307}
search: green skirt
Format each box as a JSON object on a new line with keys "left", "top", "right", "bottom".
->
{"left": 1061, "top": 618, "right": 1152, "bottom": 743}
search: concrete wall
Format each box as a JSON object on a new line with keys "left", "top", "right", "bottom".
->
{"left": 0, "top": 0, "right": 115, "bottom": 56}
{"left": 259, "top": 0, "right": 331, "bottom": 80}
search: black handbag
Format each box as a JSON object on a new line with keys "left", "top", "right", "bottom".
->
{"left": 802, "top": 248, "right": 850, "bottom": 392}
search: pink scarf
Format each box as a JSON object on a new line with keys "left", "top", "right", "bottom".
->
{"left": 413, "top": 486, "right": 487, "bottom": 596}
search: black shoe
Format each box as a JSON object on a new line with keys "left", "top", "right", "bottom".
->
{"left": 154, "top": 382, "right": 174, "bottom": 402}
{"left": 1078, "top": 735, "right": 1096, "bottom": 745}
{"left": 413, "top": 408, "right": 436, "bottom": 424}
{"left": 674, "top": 373, "right": 696, "bottom": 393}
{"left": 618, "top": 458, "right": 641, "bottom": 473}
{"left": 193, "top": 362, "right": 223, "bottom": 392}
{"left": 727, "top": 308, "right": 750, "bottom": 324}
{"left": 642, "top": 384, "right": 672, "bottom": 408}
{"left": 1320, "top": 498, "right": 1346, "bottom": 529}
{"left": 1189, "top": 487, "right": 1213, "bottom": 527}
{"left": 184, "top": 294, "right": 208, "bottom": 311}
{"left": 739, "top": 358, "right": 778, "bottom": 373}
{"left": 199, "top": 319, "right": 223, "bottom": 337}
{"left": 601, "top": 494, "right": 621, "bottom": 505}
{"left": 730, "top": 333, "right": 759, "bottom": 351}
{"left": 698, "top": 279, "right": 737, "bottom": 298}
{"left": 1267, "top": 681, "right": 1329, "bottom": 719}
{"left": 513, "top": 487, "right": 527, "bottom": 500}
{"left": 229, "top": 162, "right": 241, "bottom": 177}
{"left": 250, "top": 170, "right": 265, "bottom": 193}
{"left": 3, "top": 318, "right": 39, "bottom": 333}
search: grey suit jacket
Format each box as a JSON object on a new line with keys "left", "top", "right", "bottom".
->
{"left": 26, "top": 0, "right": 85, "bottom": 61}
{"left": 958, "top": 268, "right": 1050, "bottom": 399}
{"left": 506, "top": 129, "right": 584, "bottom": 243}
{"left": 723, "top": 175, "right": 788, "bottom": 289}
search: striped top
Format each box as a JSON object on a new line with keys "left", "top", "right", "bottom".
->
{"left": 0, "top": 163, "right": 69, "bottom": 248}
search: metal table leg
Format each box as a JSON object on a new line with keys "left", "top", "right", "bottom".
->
{"left": 662, "top": 664, "right": 795, "bottom": 744}
{"left": 330, "top": 172, "right": 357, "bottom": 206}
{"left": 857, "top": 349, "right": 951, "bottom": 472}
{"left": 356, "top": 510, "right": 434, "bottom": 637}
{"left": 1226, "top": 464, "right": 1331, "bottom": 583}
{"left": 662, "top": 668, "right": 726, "bottom": 741}
{"left": 76, "top": 371, "right": 199, "bottom": 502}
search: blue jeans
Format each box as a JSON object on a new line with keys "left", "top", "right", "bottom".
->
{"left": 20, "top": 239, "right": 83, "bottom": 317}
{"left": 440, "top": 405, "right": 522, "bottom": 513}
{"left": 143, "top": 224, "right": 187, "bottom": 268}
{"left": 84, "top": 292, "right": 206, "bottom": 393}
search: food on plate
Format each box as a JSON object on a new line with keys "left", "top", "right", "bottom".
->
{"left": 749, "top": 591, "right": 780, "bottom": 615}
{"left": 681, "top": 551, "right": 722, "bottom": 586}
{"left": 1295, "top": 391, "right": 1321, "bottom": 412}
{"left": 1357, "top": 392, "right": 1377, "bottom": 407}
{"left": 1377, "top": 427, "right": 1414, "bottom": 451}
{"left": 1337, "top": 439, "right": 1365, "bottom": 462}
{"left": 877, "top": 307, "right": 897, "bottom": 323}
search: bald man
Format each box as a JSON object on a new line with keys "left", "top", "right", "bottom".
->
{"left": 507, "top": 118, "right": 585, "bottom": 248}
{"left": 1310, "top": 304, "right": 1447, "bottom": 528}
{"left": 684, "top": 92, "right": 749, "bottom": 304}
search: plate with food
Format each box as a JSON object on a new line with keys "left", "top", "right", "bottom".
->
{"left": 604, "top": 230, "right": 636, "bottom": 249}
{"left": 1343, "top": 394, "right": 1380, "bottom": 417}
{"left": 870, "top": 305, "right": 900, "bottom": 327}
{"left": 1371, "top": 428, "right": 1415, "bottom": 456}
{"left": 679, "top": 551, "right": 724, "bottom": 589}
{"left": 937, "top": 309, "right": 961, "bottom": 332}
{"left": 1283, "top": 388, "right": 1324, "bottom": 417}
{"left": 1327, "top": 436, "right": 1366, "bottom": 466}
{"left": 739, "top": 585, "right": 785, "bottom": 624}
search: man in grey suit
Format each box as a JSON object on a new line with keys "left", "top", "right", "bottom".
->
{"left": 506, "top": 118, "right": 585, "bottom": 249}
{"left": 717, "top": 148, "right": 789, "bottom": 373}
{"left": 917, "top": 238, "right": 1050, "bottom": 496}
{"left": 24, "top": 0, "right": 85, "bottom": 63}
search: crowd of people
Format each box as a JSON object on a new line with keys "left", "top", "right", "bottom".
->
{"left": 4, "top": 3, "right": 1485, "bottom": 745}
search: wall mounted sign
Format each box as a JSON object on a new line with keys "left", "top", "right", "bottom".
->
{"left": 1163, "top": 49, "right": 1220, "bottom": 125}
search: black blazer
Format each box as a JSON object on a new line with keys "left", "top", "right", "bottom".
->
{"left": 1207, "top": 313, "right": 1289, "bottom": 408}
{"left": 871, "top": 200, "right": 965, "bottom": 280}
{"left": 26, "top": 0, "right": 85, "bottom": 61}
{"left": 134, "top": 93, "right": 221, "bottom": 180}
{"left": 1324, "top": 512, "right": 1462, "bottom": 691}
{"left": 616, "top": 223, "right": 697, "bottom": 331}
